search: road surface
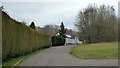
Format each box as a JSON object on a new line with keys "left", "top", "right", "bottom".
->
{"left": 20, "top": 45, "right": 118, "bottom": 66}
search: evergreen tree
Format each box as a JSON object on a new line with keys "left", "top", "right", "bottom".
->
{"left": 0, "top": 6, "right": 4, "bottom": 10}
{"left": 30, "top": 22, "right": 36, "bottom": 30}
{"left": 59, "top": 22, "right": 66, "bottom": 37}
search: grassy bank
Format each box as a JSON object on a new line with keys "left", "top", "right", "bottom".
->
{"left": 70, "top": 42, "right": 118, "bottom": 59}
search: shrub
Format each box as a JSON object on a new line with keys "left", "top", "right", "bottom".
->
{"left": 52, "top": 35, "right": 65, "bottom": 46}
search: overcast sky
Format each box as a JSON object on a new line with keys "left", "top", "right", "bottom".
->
{"left": 2, "top": 0, "right": 119, "bottom": 30}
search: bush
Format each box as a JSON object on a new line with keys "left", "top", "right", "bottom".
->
{"left": 2, "top": 11, "right": 52, "bottom": 62}
{"left": 52, "top": 35, "right": 65, "bottom": 46}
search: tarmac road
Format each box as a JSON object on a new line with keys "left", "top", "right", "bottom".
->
{"left": 20, "top": 45, "right": 118, "bottom": 66}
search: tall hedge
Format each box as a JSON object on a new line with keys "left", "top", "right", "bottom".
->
{"left": 2, "top": 11, "right": 52, "bottom": 61}
{"left": 52, "top": 35, "right": 65, "bottom": 46}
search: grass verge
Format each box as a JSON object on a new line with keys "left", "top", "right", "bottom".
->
{"left": 70, "top": 42, "right": 118, "bottom": 59}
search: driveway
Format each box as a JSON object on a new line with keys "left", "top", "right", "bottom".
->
{"left": 20, "top": 45, "right": 118, "bottom": 66}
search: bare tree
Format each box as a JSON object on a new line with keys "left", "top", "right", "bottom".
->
{"left": 43, "top": 24, "right": 59, "bottom": 36}
{"left": 75, "top": 4, "right": 117, "bottom": 43}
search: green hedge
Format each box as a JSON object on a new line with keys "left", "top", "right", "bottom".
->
{"left": 52, "top": 35, "right": 65, "bottom": 46}
{"left": 2, "top": 11, "right": 52, "bottom": 62}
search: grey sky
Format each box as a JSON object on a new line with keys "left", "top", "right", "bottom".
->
{"left": 2, "top": 0, "right": 119, "bottom": 30}
{"left": 118, "top": 1, "right": 120, "bottom": 18}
